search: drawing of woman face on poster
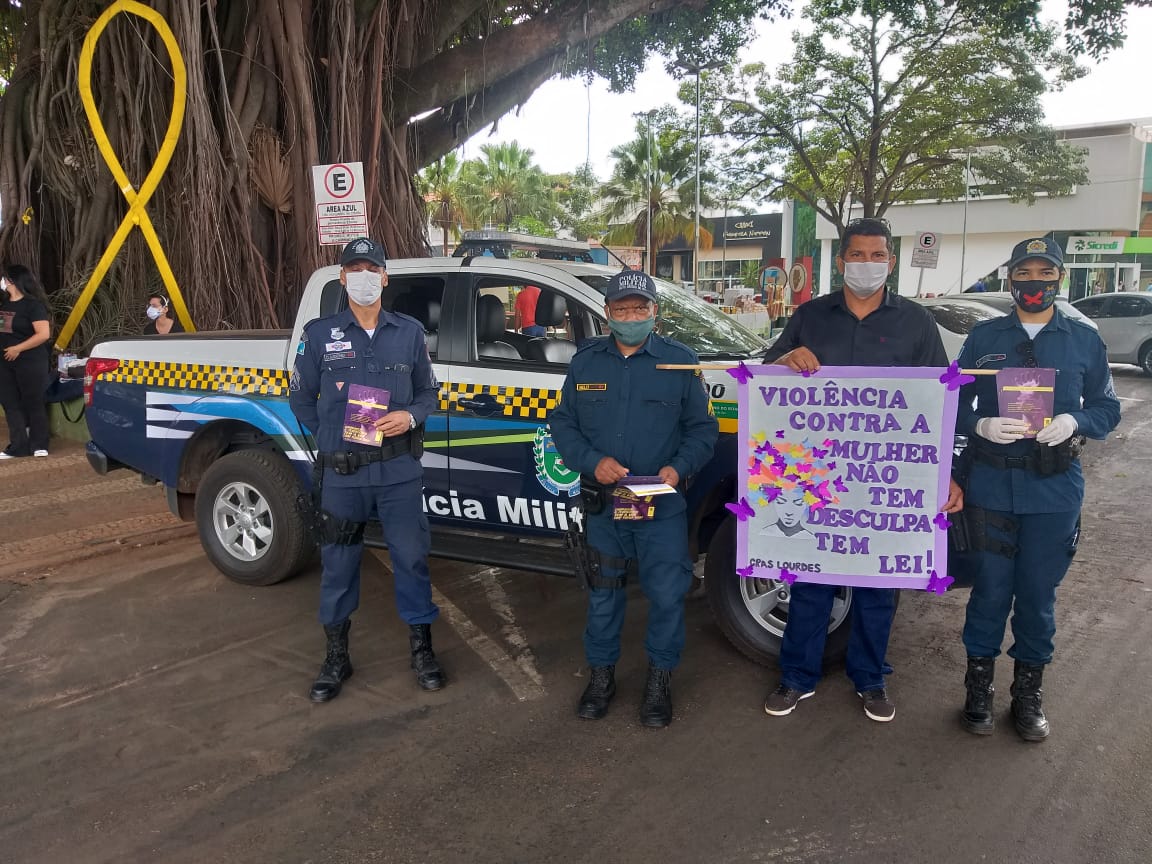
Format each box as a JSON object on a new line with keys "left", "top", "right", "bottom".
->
{"left": 760, "top": 485, "right": 815, "bottom": 538}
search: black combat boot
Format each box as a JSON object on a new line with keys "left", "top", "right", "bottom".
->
{"left": 1010, "top": 661, "right": 1050, "bottom": 742}
{"left": 639, "top": 665, "right": 673, "bottom": 728}
{"left": 310, "top": 620, "right": 353, "bottom": 703}
{"left": 409, "top": 623, "right": 445, "bottom": 691}
{"left": 576, "top": 665, "right": 616, "bottom": 720}
{"left": 961, "top": 657, "right": 996, "bottom": 735}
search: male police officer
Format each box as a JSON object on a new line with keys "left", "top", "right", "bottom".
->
{"left": 549, "top": 270, "right": 718, "bottom": 728}
{"left": 289, "top": 236, "right": 443, "bottom": 702}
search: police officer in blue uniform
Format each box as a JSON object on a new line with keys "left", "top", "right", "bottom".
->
{"left": 549, "top": 270, "right": 718, "bottom": 728}
{"left": 955, "top": 237, "right": 1120, "bottom": 741}
{"left": 289, "top": 237, "right": 443, "bottom": 702}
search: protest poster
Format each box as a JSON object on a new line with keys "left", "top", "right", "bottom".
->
{"left": 731, "top": 365, "right": 961, "bottom": 591}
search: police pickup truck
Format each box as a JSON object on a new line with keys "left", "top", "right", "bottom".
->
{"left": 84, "top": 258, "right": 859, "bottom": 664}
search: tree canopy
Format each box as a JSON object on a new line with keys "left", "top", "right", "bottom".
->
{"left": 699, "top": 0, "right": 1092, "bottom": 237}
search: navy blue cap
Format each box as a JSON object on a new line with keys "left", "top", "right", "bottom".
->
{"left": 1008, "top": 237, "right": 1062, "bottom": 270}
{"left": 604, "top": 270, "right": 658, "bottom": 304}
{"left": 340, "top": 237, "right": 387, "bottom": 268}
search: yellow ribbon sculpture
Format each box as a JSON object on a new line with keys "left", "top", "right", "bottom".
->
{"left": 57, "top": 0, "right": 194, "bottom": 349}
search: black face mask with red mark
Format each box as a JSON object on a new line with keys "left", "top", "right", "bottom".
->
{"left": 1010, "top": 279, "right": 1059, "bottom": 313}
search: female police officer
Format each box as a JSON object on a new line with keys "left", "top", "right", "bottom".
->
{"left": 955, "top": 237, "right": 1120, "bottom": 741}
{"left": 290, "top": 237, "right": 442, "bottom": 703}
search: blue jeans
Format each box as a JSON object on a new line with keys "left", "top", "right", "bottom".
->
{"left": 963, "top": 509, "right": 1079, "bottom": 665}
{"left": 522, "top": 325, "right": 547, "bottom": 337}
{"left": 318, "top": 478, "right": 438, "bottom": 626}
{"left": 779, "top": 583, "right": 896, "bottom": 692}
{"left": 583, "top": 510, "right": 693, "bottom": 670}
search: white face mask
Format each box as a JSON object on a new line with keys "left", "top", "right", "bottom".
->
{"left": 146, "top": 306, "right": 163, "bottom": 321}
{"left": 842, "top": 262, "right": 890, "bottom": 298}
{"left": 345, "top": 270, "right": 383, "bottom": 306}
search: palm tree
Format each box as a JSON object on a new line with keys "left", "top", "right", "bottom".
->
{"left": 471, "top": 142, "right": 555, "bottom": 230}
{"left": 600, "top": 129, "right": 714, "bottom": 273}
{"left": 418, "top": 153, "right": 466, "bottom": 255}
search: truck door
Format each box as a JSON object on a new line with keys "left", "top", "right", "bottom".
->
{"left": 441, "top": 273, "right": 599, "bottom": 536}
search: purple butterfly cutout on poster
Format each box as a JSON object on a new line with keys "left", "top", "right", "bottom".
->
{"left": 763, "top": 487, "right": 782, "bottom": 504}
{"left": 775, "top": 429, "right": 785, "bottom": 439}
{"left": 736, "top": 565, "right": 755, "bottom": 578}
{"left": 926, "top": 570, "right": 954, "bottom": 595}
{"left": 727, "top": 362, "right": 755, "bottom": 384}
{"left": 833, "top": 476, "right": 848, "bottom": 493}
{"left": 939, "top": 361, "right": 975, "bottom": 391}
{"left": 725, "top": 497, "right": 755, "bottom": 521}
{"left": 933, "top": 512, "right": 952, "bottom": 530}
{"left": 778, "top": 568, "right": 799, "bottom": 585}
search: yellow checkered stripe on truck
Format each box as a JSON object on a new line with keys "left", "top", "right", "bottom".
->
{"left": 104, "top": 360, "right": 290, "bottom": 396}
{"left": 439, "top": 382, "right": 559, "bottom": 420}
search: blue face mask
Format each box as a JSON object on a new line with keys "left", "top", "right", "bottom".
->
{"left": 607, "top": 316, "right": 655, "bottom": 346}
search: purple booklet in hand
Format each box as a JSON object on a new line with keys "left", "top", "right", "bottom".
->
{"left": 342, "top": 384, "right": 391, "bottom": 445}
{"left": 996, "top": 368, "right": 1056, "bottom": 438}
{"left": 612, "top": 486, "right": 656, "bottom": 521}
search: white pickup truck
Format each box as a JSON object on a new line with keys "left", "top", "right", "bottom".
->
{"left": 84, "top": 256, "right": 859, "bottom": 664}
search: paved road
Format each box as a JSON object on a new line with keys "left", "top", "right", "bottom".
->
{"left": 2, "top": 369, "right": 1151, "bottom": 864}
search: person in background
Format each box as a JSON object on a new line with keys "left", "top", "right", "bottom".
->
{"left": 143, "top": 293, "right": 184, "bottom": 334}
{"left": 964, "top": 279, "right": 987, "bottom": 294}
{"left": 514, "top": 283, "right": 546, "bottom": 337}
{"left": 953, "top": 237, "right": 1120, "bottom": 742}
{"left": 0, "top": 264, "right": 52, "bottom": 459}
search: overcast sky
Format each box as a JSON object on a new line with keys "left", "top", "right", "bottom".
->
{"left": 460, "top": 2, "right": 1152, "bottom": 182}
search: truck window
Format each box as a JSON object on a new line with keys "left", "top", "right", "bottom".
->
{"left": 469, "top": 278, "right": 591, "bottom": 365}
{"left": 386, "top": 276, "right": 445, "bottom": 358}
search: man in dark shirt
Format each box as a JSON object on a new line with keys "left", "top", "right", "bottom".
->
{"left": 761, "top": 217, "right": 962, "bottom": 722}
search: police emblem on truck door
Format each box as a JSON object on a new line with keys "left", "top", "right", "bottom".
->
{"left": 534, "top": 427, "right": 580, "bottom": 496}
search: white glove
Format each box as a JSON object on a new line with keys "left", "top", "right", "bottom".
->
{"left": 1035, "top": 413, "right": 1078, "bottom": 447}
{"left": 975, "top": 416, "right": 1030, "bottom": 445}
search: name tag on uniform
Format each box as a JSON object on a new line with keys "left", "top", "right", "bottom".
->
{"left": 323, "top": 350, "right": 356, "bottom": 362}
{"left": 577, "top": 383, "right": 607, "bottom": 391}
{"left": 326, "top": 341, "right": 352, "bottom": 352}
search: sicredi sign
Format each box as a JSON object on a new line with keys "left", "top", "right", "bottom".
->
{"left": 312, "top": 161, "right": 369, "bottom": 246}
{"left": 1066, "top": 236, "right": 1125, "bottom": 255}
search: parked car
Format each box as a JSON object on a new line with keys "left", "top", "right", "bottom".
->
{"left": 912, "top": 297, "right": 1006, "bottom": 359}
{"left": 965, "top": 292, "right": 1098, "bottom": 331}
{"left": 1072, "top": 292, "right": 1152, "bottom": 375}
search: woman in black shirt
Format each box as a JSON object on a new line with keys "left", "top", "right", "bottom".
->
{"left": 0, "top": 264, "right": 52, "bottom": 458}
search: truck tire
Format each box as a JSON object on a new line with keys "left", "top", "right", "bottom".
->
{"left": 195, "top": 449, "right": 314, "bottom": 586}
{"left": 705, "top": 515, "right": 896, "bottom": 666}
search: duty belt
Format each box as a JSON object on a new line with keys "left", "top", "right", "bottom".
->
{"left": 970, "top": 435, "right": 1084, "bottom": 476}
{"left": 317, "top": 432, "right": 413, "bottom": 475}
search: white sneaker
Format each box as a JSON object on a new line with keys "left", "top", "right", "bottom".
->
{"left": 0, "top": 452, "right": 14, "bottom": 460}
{"left": 33, "top": 450, "right": 48, "bottom": 458}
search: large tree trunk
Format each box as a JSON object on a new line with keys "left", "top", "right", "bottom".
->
{"left": 0, "top": 0, "right": 707, "bottom": 349}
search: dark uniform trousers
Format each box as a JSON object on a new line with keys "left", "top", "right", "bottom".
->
{"left": 0, "top": 352, "right": 50, "bottom": 455}
{"left": 962, "top": 509, "right": 1079, "bottom": 665}
{"left": 318, "top": 477, "right": 438, "bottom": 628}
{"left": 584, "top": 509, "right": 694, "bottom": 670}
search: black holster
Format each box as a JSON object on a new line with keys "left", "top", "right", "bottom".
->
{"left": 578, "top": 474, "right": 607, "bottom": 515}
{"left": 299, "top": 460, "right": 366, "bottom": 546}
{"left": 563, "top": 522, "right": 635, "bottom": 590}
{"left": 949, "top": 506, "right": 1018, "bottom": 559}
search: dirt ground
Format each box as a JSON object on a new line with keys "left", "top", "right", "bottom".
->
{"left": 2, "top": 368, "right": 1151, "bottom": 864}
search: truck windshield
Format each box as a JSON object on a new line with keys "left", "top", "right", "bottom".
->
{"left": 576, "top": 274, "right": 767, "bottom": 360}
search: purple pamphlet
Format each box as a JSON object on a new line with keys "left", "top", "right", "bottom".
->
{"left": 612, "top": 486, "right": 656, "bottom": 521}
{"left": 342, "top": 384, "right": 390, "bottom": 445}
{"left": 996, "top": 368, "right": 1056, "bottom": 438}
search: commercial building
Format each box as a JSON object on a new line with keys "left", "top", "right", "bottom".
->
{"left": 806, "top": 119, "right": 1152, "bottom": 299}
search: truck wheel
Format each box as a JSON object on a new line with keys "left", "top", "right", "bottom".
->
{"left": 195, "top": 449, "right": 314, "bottom": 586}
{"left": 705, "top": 515, "right": 881, "bottom": 666}
{"left": 1139, "top": 342, "right": 1152, "bottom": 377}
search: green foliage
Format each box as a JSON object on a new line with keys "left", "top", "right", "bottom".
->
{"left": 600, "top": 114, "right": 719, "bottom": 268}
{"left": 739, "top": 259, "right": 761, "bottom": 289}
{"left": 699, "top": 0, "right": 1091, "bottom": 236}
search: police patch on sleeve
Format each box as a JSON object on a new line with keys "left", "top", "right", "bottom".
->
{"left": 289, "top": 369, "right": 301, "bottom": 392}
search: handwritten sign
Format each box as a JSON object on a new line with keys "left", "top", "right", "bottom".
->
{"left": 734, "top": 366, "right": 957, "bottom": 590}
